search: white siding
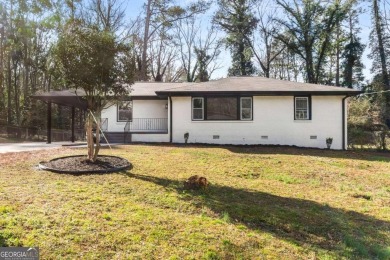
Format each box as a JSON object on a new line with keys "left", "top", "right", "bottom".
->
{"left": 171, "top": 96, "right": 345, "bottom": 149}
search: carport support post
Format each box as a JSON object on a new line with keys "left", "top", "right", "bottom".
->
{"left": 47, "top": 102, "right": 52, "bottom": 144}
{"left": 71, "top": 106, "right": 75, "bottom": 143}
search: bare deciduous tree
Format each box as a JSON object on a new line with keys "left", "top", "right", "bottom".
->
{"left": 175, "top": 17, "right": 222, "bottom": 82}
{"left": 246, "top": 1, "right": 285, "bottom": 78}
{"left": 149, "top": 30, "right": 178, "bottom": 82}
{"left": 87, "top": 0, "right": 126, "bottom": 32}
{"left": 139, "top": 0, "right": 210, "bottom": 81}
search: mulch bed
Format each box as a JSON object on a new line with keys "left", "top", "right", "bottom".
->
{"left": 39, "top": 155, "right": 131, "bottom": 174}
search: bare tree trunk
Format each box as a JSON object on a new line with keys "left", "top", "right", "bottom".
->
{"left": 86, "top": 112, "right": 94, "bottom": 161}
{"left": 336, "top": 22, "right": 340, "bottom": 86}
{"left": 13, "top": 60, "right": 20, "bottom": 125}
{"left": 86, "top": 109, "right": 101, "bottom": 162}
{"left": 140, "top": 0, "right": 152, "bottom": 81}
{"left": 373, "top": 0, "right": 390, "bottom": 140}
{"left": 7, "top": 54, "right": 12, "bottom": 125}
{"left": 265, "top": 33, "right": 270, "bottom": 78}
{"left": 239, "top": 42, "right": 246, "bottom": 75}
{"left": 23, "top": 41, "right": 30, "bottom": 110}
{"left": 374, "top": 0, "right": 390, "bottom": 89}
{"left": 93, "top": 113, "right": 101, "bottom": 162}
{"left": 0, "top": 24, "right": 4, "bottom": 113}
{"left": 305, "top": 46, "right": 315, "bottom": 83}
{"left": 345, "top": 15, "right": 354, "bottom": 89}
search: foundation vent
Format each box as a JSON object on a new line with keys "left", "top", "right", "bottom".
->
{"left": 310, "top": 135, "right": 317, "bottom": 139}
{"left": 213, "top": 135, "right": 220, "bottom": 139}
{"left": 261, "top": 136, "right": 268, "bottom": 140}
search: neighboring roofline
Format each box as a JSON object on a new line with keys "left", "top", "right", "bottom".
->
{"left": 155, "top": 90, "right": 363, "bottom": 97}
{"left": 105, "top": 93, "right": 168, "bottom": 99}
{"left": 133, "top": 81, "right": 190, "bottom": 84}
{"left": 129, "top": 96, "right": 166, "bottom": 100}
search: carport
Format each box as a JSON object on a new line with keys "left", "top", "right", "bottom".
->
{"left": 31, "top": 89, "right": 87, "bottom": 144}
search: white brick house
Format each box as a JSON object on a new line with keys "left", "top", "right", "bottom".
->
{"left": 101, "top": 77, "right": 360, "bottom": 149}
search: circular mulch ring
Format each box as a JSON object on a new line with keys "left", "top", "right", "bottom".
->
{"left": 39, "top": 155, "right": 132, "bottom": 174}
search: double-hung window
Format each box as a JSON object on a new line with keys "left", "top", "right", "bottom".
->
{"left": 294, "top": 96, "right": 310, "bottom": 120}
{"left": 192, "top": 97, "right": 204, "bottom": 120}
{"left": 240, "top": 97, "right": 252, "bottom": 120}
{"left": 117, "top": 101, "right": 133, "bottom": 122}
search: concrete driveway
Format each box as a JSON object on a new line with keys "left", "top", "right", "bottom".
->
{"left": 0, "top": 142, "right": 75, "bottom": 153}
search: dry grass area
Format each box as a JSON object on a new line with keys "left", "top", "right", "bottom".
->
{"left": 0, "top": 136, "right": 22, "bottom": 143}
{"left": 0, "top": 144, "right": 389, "bottom": 259}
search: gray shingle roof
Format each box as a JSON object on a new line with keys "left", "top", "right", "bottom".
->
{"left": 130, "top": 82, "right": 194, "bottom": 96}
{"left": 155, "top": 77, "right": 362, "bottom": 96}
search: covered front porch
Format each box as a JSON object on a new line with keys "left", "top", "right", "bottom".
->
{"left": 101, "top": 98, "right": 170, "bottom": 143}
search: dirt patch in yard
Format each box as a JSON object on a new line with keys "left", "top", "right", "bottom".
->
{"left": 39, "top": 155, "right": 131, "bottom": 173}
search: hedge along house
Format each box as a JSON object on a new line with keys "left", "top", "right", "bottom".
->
{"left": 102, "top": 77, "right": 361, "bottom": 150}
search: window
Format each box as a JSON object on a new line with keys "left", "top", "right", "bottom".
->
{"left": 295, "top": 96, "right": 310, "bottom": 120}
{"left": 192, "top": 97, "right": 204, "bottom": 120}
{"left": 117, "top": 101, "right": 133, "bottom": 121}
{"left": 240, "top": 97, "right": 252, "bottom": 120}
{"left": 191, "top": 96, "right": 253, "bottom": 121}
{"left": 207, "top": 97, "right": 238, "bottom": 120}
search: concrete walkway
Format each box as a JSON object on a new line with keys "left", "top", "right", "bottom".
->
{"left": 0, "top": 142, "right": 79, "bottom": 153}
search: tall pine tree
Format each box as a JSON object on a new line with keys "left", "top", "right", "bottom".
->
{"left": 342, "top": 8, "right": 365, "bottom": 89}
{"left": 213, "top": 0, "right": 257, "bottom": 76}
{"left": 369, "top": 0, "right": 390, "bottom": 136}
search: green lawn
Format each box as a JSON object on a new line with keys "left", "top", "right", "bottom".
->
{"left": 0, "top": 144, "right": 389, "bottom": 259}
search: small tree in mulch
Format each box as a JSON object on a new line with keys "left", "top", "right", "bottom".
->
{"left": 54, "top": 19, "right": 135, "bottom": 162}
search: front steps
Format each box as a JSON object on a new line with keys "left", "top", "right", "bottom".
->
{"left": 102, "top": 132, "right": 131, "bottom": 144}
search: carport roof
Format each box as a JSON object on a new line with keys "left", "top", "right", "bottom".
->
{"left": 31, "top": 89, "right": 88, "bottom": 110}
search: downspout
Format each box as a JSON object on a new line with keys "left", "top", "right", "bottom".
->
{"left": 169, "top": 96, "right": 173, "bottom": 143}
{"left": 342, "top": 96, "right": 348, "bottom": 150}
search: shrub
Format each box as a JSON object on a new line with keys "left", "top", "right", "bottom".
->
{"left": 347, "top": 97, "right": 388, "bottom": 149}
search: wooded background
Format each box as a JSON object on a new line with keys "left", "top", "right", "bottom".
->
{"left": 0, "top": 0, "right": 389, "bottom": 147}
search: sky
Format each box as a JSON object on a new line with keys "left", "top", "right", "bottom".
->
{"left": 123, "top": 0, "right": 374, "bottom": 82}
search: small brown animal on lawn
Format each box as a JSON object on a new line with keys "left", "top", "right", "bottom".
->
{"left": 184, "top": 175, "right": 208, "bottom": 190}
